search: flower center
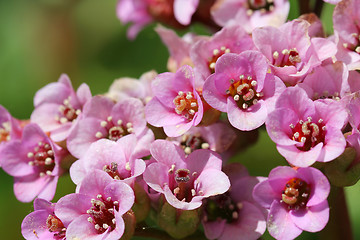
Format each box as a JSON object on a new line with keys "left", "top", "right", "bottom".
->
{"left": 0, "top": 122, "right": 11, "bottom": 143}
{"left": 272, "top": 48, "right": 301, "bottom": 68}
{"left": 281, "top": 178, "right": 310, "bottom": 210}
{"left": 313, "top": 91, "right": 340, "bottom": 101}
{"left": 180, "top": 134, "right": 209, "bottom": 155}
{"left": 168, "top": 167, "right": 202, "bottom": 202}
{"left": 173, "top": 91, "right": 198, "bottom": 121}
{"left": 226, "top": 75, "right": 262, "bottom": 110}
{"left": 208, "top": 46, "right": 231, "bottom": 73}
{"left": 203, "top": 192, "right": 242, "bottom": 223}
{"left": 87, "top": 195, "right": 119, "bottom": 233}
{"left": 343, "top": 32, "right": 360, "bottom": 55}
{"left": 289, "top": 117, "right": 326, "bottom": 151}
{"left": 56, "top": 97, "right": 81, "bottom": 124}
{"left": 46, "top": 215, "right": 66, "bottom": 240}
{"left": 27, "top": 141, "right": 56, "bottom": 177}
{"left": 95, "top": 116, "right": 133, "bottom": 141}
{"left": 102, "top": 162, "right": 131, "bottom": 180}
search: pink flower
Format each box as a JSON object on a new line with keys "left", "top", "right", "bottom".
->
{"left": 333, "top": 0, "right": 360, "bottom": 70}
{"left": 253, "top": 166, "right": 330, "bottom": 240}
{"left": 252, "top": 20, "right": 323, "bottom": 85}
{"left": 55, "top": 170, "right": 134, "bottom": 240}
{"left": 143, "top": 139, "right": 230, "bottom": 210}
{"left": 190, "top": 24, "right": 255, "bottom": 79}
{"left": 324, "top": 0, "right": 341, "bottom": 3}
{"left": 266, "top": 87, "right": 347, "bottom": 167}
{"left": 211, "top": 0, "right": 290, "bottom": 32}
{"left": 173, "top": 0, "right": 199, "bottom": 25}
{"left": 145, "top": 65, "right": 204, "bottom": 137}
{"left": 0, "top": 123, "right": 65, "bottom": 202}
{"left": 67, "top": 96, "right": 154, "bottom": 158}
{"left": 167, "top": 121, "right": 236, "bottom": 155}
{"left": 106, "top": 70, "right": 157, "bottom": 104}
{"left": 297, "top": 61, "right": 350, "bottom": 103}
{"left": 116, "top": 0, "right": 153, "bottom": 39}
{"left": 70, "top": 134, "right": 146, "bottom": 187}
{"left": 156, "top": 25, "right": 201, "bottom": 72}
{"left": 202, "top": 163, "right": 266, "bottom": 240}
{"left": 0, "top": 105, "right": 22, "bottom": 166}
{"left": 21, "top": 198, "right": 66, "bottom": 240}
{"left": 31, "top": 74, "right": 92, "bottom": 142}
{"left": 203, "top": 51, "right": 285, "bottom": 131}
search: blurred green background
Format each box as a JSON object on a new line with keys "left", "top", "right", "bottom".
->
{"left": 0, "top": 0, "right": 358, "bottom": 239}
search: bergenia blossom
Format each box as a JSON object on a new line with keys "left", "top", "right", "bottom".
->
{"left": 67, "top": 96, "right": 154, "bottom": 158}
{"left": 70, "top": 134, "right": 146, "bottom": 187}
{"left": 31, "top": 74, "right": 92, "bottom": 142}
{"left": 0, "top": 105, "right": 22, "bottom": 166}
{"left": 167, "top": 121, "right": 236, "bottom": 155}
{"left": 173, "top": 0, "right": 199, "bottom": 25}
{"left": 266, "top": 87, "right": 347, "bottom": 167}
{"left": 252, "top": 19, "right": 323, "bottom": 85}
{"left": 55, "top": 170, "right": 134, "bottom": 240}
{"left": 253, "top": 166, "right": 330, "bottom": 240}
{"left": 333, "top": 0, "right": 360, "bottom": 70}
{"left": 22, "top": 198, "right": 66, "bottom": 240}
{"left": 211, "top": 0, "right": 290, "bottom": 32}
{"left": 297, "top": 61, "right": 350, "bottom": 103}
{"left": 0, "top": 123, "right": 65, "bottom": 202}
{"left": 143, "top": 139, "right": 230, "bottom": 210}
{"left": 202, "top": 163, "right": 266, "bottom": 240}
{"left": 203, "top": 51, "right": 285, "bottom": 131}
{"left": 190, "top": 24, "right": 255, "bottom": 79}
{"left": 145, "top": 65, "right": 204, "bottom": 137}
{"left": 106, "top": 70, "right": 157, "bottom": 104}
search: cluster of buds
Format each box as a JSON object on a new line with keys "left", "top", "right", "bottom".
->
{"left": 2, "top": 0, "right": 360, "bottom": 239}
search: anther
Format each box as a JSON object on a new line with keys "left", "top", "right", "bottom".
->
{"left": 103, "top": 224, "right": 109, "bottom": 229}
{"left": 107, "top": 116, "right": 113, "bottom": 122}
{"left": 318, "top": 119, "right": 323, "bottom": 123}
{"left": 45, "top": 158, "right": 53, "bottom": 165}
{"left": 190, "top": 102, "right": 197, "bottom": 107}
{"left": 112, "top": 218, "right": 116, "bottom": 224}
{"left": 28, "top": 161, "right": 34, "bottom": 166}
{"left": 88, "top": 217, "right": 93, "bottom": 223}
{"left": 107, "top": 197, "right": 112, "bottom": 201}
{"left": 39, "top": 172, "right": 45, "bottom": 177}
{"left": 242, "top": 103, "right": 248, "bottom": 109}
{"left": 95, "top": 132, "right": 103, "bottom": 138}
{"left": 125, "top": 162, "right": 131, "bottom": 171}
{"left": 289, "top": 124, "right": 294, "bottom": 128}
{"left": 191, "top": 189, "right": 196, "bottom": 196}
{"left": 184, "top": 147, "right": 192, "bottom": 154}
{"left": 201, "top": 143, "right": 210, "bottom": 149}
{"left": 301, "top": 137, "right": 306, "bottom": 142}
{"left": 230, "top": 79, "right": 235, "bottom": 83}
{"left": 209, "top": 62, "right": 216, "bottom": 69}
{"left": 126, "top": 122, "right": 133, "bottom": 128}
{"left": 293, "top": 132, "right": 300, "bottom": 138}
{"left": 225, "top": 48, "right": 231, "bottom": 53}
{"left": 251, "top": 80, "right": 257, "bottom": 86}
{"left": 117, "top": 120, "right": 123, "bottom": 125}
{"left": 234, "top": 95, "right": 240, "bottom": 101}
{"left": 247, "top": 76, "right": 252, "bottom": 80}
{"left": 94, "top": 224, "right": 100, "bottom": 230}
{"left": 213, "top": 49, "right": 219, "bottom": 55}
{"left": 100, "top": 121, "right": 107, "bottom": 127}
{"left": 47, "top": 150, "right": 54, "bottom": 156}
{"left": 239, "top": 75, "right": 244, "bottom": 80}
{"left": 220, "top": 46, "right": 226, "bottom": 51}
{"left": 168, "top": 164, "right": 176, "bottom": 174}
{"left": 113, "top": 201, "right": 119, "bottom": 205}
{"left": 356, "top": 46, "right": 360, "bottom": 54}
{"left": 46, "top": 170, "right": 52, "bottom": 176}
{"left": 232, "top": 212, "right": 238, "bottom": 219}
{"left": 273, "top": 51, "right": 279, "bottom": 59}
{"left": 97, "top": 194, "right": 102, "bottom": 199}
{"left": 27, "top": 152, "right": 34, "bottom": 158}
{"left": 189, "top": 109, "right": 195, "bottom": 115}
{"left": 282, "top": 49, "right": 289, "bottom": 55}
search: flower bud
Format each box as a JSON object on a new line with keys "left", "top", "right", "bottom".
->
{"left": 157, "top": 202, "right": 200, "bottom": 239}
{"left": 324, "top": 147, "right": 360, "bottom": 186}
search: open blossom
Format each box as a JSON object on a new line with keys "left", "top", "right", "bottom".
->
{"left": 297, "top": 61, "right": 350, "bottom": 103}
{"left": 22, "top": 198, "right": 66, "bottom": 240}
{"left": 70, "top": 134, "right": 147, "bottom": 187}
{"left": 167, "top": 121, "right": 236, "bottom": 155}
{"left": 202, "top": 163, "right": 266, "bottom": 240}
{"left": 67, "top": 96, "right": 153, "bottom": 158}
{"left": 252, "top": 20, "right": 324, "bottom": 85}
{"left": 31, "top": 74, "right": 92, "bottom": 142}
{"left": 266, "top": 87, "right": 347, "bottom": 167}
{"left": 253, "top": 166, "right": 330, "bottom": 240}
{"left": 106, "top": 70, "right": 157, "bottom": 104}
{"left": 0, "top": 105, "right": 22, "bottom": 166}
{"left": 211, "top": 0, "right": 290, "bottom": 32}
{"left": 203, "top": 51, "right": 285, "bottom": 131}
{"left": 333, "top": 0, "right": 360, "bottom": 70}
{"left": 0, "top": 123, "right": 65, "bottom": 202}
{"left": 145, "top": 65, "right": 204, "bottom": 137}
{"left": 143, "top": 139, "right": 230, "bottom": 210}
{"left": 190, "top": 24, "right": 255, "bottom": 79}
{"left": 55, "top": 170, "right": 135, "bottom": 240}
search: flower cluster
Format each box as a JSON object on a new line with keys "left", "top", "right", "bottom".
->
{"left": 2, "top": 0, "right": 360, "bottom": 239}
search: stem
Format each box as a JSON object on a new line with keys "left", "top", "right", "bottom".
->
{"left": 314, "top": 0, "right": 324, "bottom": 17}
{"left": 318, "top": 187, "right": 353, "bottom": 240}
{"left": 299, "top": 0, "right": 311, "bottom": 15}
